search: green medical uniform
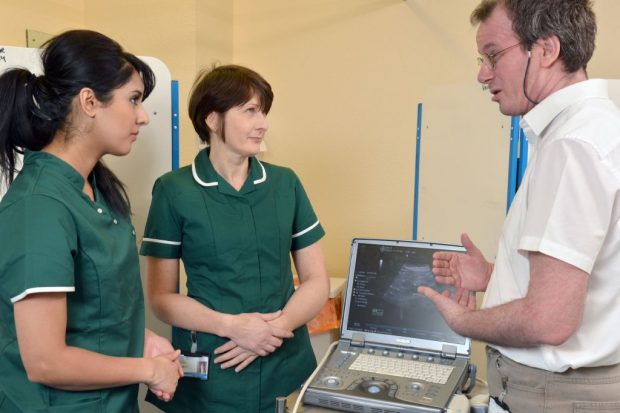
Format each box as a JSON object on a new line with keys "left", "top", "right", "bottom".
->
{"left": 0, "top": 151, "right": 145, "bottom": 413}
{"left": 140, "top": 149, "right": 325, "bottom": 412}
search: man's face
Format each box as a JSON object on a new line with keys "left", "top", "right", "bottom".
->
{"left": 476, "top": 6, "right": 534, "bottom": 116}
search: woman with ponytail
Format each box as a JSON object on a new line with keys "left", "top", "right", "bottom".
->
{"left": 0, "top": 30, "right": 182, "bottom": 412}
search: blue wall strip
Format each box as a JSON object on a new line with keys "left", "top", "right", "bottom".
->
{"left": 171, "top": 80, "right": 181, "bottom": 323}
{"left": 413, "top": 103, "right": 422, "bottom": 240}
{"left": 506, "top": 116, "right": 520, "bottom": 212}
{"left": 517, "top": 126, "right": 528, "bottom": 188}
{"left": 171, "top": 80, "right": 180, "bottom": 170}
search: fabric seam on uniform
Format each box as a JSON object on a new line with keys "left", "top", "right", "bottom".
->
{"left": 292, "top": 220, "right": 320, "bottom": 238}
{"left": 11, "top": 286, "right": 75, "bottom": 303}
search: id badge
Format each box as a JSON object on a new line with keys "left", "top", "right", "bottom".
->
{"left": 180, "top": 352, "right": 209, "bottom": 380}
{"left": 489, "top": 397, "right": 510, "bottom": 413}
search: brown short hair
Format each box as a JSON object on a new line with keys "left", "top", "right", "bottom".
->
{"left": 188, "top": 64, "right": 273, "bottom": 144}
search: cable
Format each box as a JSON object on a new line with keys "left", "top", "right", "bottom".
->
{"left": 291, "top": 340, "right": 339, "bottom": 413}
{"left": 462, "top": 363, "right": 477, "bottom": 394}
{"left": 523, "top": 49, "right": 540, "bottom": 105}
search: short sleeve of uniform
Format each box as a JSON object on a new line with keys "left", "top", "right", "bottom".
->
{"left": 519, "top": 139, "right": 617, "bottom": 273}
{"left": 1, "top": 195, "right": 76, "bottom": 303}
{"left": 290, "top": 172, "right": 325, "bottom": 251}
{"left": 140, "top": 178, "right": 182, "bottom": 258}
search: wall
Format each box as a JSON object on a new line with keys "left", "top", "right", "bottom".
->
{"left": 0, "top": 0, "right": 84, "bottom": 45}
{"left": 232, "top": 0, "right": 620, "bottom": 279}
{"left": 83, "top": 0, "right": 234, "bottom": 166}
{"left": 233, "top": 0, "right": 485, "bottom": 275}
{"left": 589, "top": 0, "right": 620, "bottom": 79}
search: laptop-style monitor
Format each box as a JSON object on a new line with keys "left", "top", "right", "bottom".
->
{"left": 304, "top": 238, "right": 471, "bottom": 413}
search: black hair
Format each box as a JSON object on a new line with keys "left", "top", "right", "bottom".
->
{"left": 0, "top": 29, "right": 156, "bottom": 216}
{"left": 189, "top": 64, "right": 273, "bottom": 144}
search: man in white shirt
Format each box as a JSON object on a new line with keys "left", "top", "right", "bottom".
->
{"left": 418, "top": 1, "right": 620, "bottom": 411}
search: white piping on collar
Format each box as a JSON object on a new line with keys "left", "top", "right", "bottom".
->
{"left": 253, "top": 159, "right": 267, "bottom": 184}
{"left": 192, "top": 161, "right": 218, "bottom": 187}
{"left": 192, "top": 158, "right": 267, "bottom": 187}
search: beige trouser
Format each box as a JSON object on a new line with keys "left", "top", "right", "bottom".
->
{"left": 486, "top": 346, "right": 620, "bottom": 413}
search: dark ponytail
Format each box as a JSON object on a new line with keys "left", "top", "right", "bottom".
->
{"left": 0, "top": 70, "right": 54, "bottom": 187}
{"left": 0, "top": 30, "right": 156, "bottom": 217}
{"left": 0, "top": 69, "right": 28, "bottom": 184}
{"left": 93, "top": 160, "right": 131, "bottom": 217}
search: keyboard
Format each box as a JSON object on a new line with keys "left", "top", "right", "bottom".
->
{"left": 348, "top": 353, "right": 454, "bottom": 384}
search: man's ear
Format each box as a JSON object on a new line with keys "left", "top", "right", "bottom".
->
{"left": 537, "top": 35, "right": 561, "bottom": 68}
{"left": 77, "top": 87, "right": 99, "bottom": 118}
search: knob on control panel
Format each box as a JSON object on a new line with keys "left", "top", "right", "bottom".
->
{"left": 322, "top": 376, "right": 343, "bottom": 388}
{"left": 360, "top": 380, "right": 389, "bottom": 396}
{"left": 407, "top": 382, "right": 423, "bottom": 392}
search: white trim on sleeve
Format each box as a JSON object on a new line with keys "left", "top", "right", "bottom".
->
{"left": 292, "top": 220, "right": 320, "bottom": 239}
{"left": 142, "top": 237, "right": 182, "bottom": 246}
{"left": 11, "top": 286, "right": 75, "bottom": 304}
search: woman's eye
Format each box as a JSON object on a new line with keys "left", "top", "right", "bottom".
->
{"left": 130, "top": 95, "right": 143, "bottom": 105}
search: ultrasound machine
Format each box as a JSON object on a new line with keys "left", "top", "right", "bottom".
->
{"left": 302, "top": 238, "right": 475, "bottom": 413}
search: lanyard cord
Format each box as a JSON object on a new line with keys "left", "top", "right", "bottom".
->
{"left": 523, "top": 49, "right": 540, "bottom": 105}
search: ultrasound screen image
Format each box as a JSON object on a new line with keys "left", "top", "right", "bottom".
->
{"left": 346, "top": 242, "right": 466, "bottom": 345}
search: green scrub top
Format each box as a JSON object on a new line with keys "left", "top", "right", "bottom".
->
{"left": 0, "top": 151, "right": 145, "bottom": 413}
{"left": 140, "top": 149, "right": 325, "bottom": 412}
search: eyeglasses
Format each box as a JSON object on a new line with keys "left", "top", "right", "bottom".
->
{"left": 477, "top": 43, "right": 521, "bottom": 70}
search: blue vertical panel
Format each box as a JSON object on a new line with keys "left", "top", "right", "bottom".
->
{"left": 171, "top": 81, "right": 181, "bottom": 311}
{"left": 413, "top": 103, "right": 422, "bottom": 240}
{"left": 506, "top": 116, "right": 520, "bottom": 212}
{"left": 171, "top": 80, "right": 180, "bottom": 170}
{"left": 517, "top": 127, "right": 528, "bottom": 187}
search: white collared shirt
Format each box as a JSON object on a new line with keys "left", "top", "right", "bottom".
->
{"left": 483, "top": 79, "right": 620, "bottom": 372}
